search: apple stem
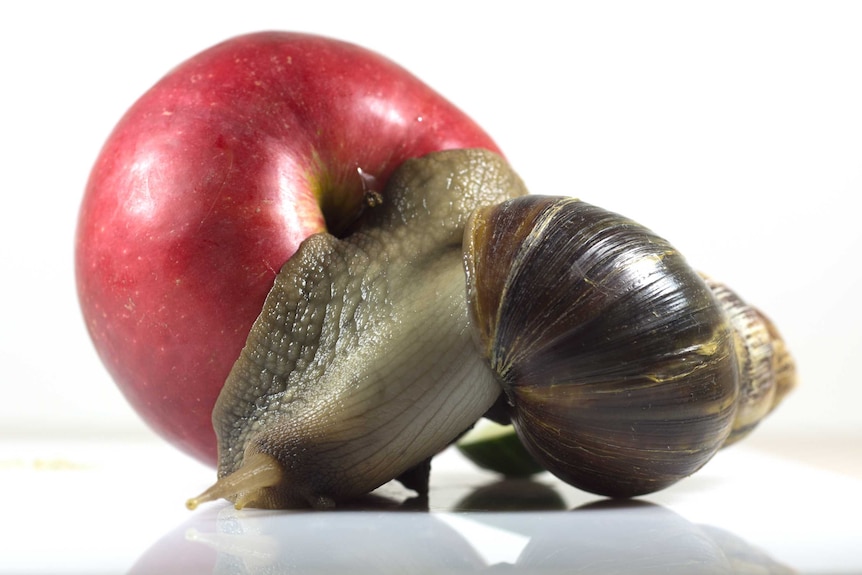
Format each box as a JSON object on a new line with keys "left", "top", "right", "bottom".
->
{"left": 186, "top": 452, "right": 283, "bottom": 510}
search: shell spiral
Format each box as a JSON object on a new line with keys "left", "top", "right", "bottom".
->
{"left": 702, "top": 275, "right": 796, "bottom": 446}
{"left": 464, "top": 195, "right": 742, "bottom": 497}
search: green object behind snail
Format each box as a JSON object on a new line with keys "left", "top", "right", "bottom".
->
{"left": 456, "top": 421, "right": 546, "bottom": 478}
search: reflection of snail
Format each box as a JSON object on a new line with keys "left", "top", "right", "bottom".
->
{"left": 187, "top": 149, "right": 795, "bottom": 510}
{"left": 512, "top": 500, "right": 796, "bottom": 574}
{"left": 129, "top": 504, "right": 484, "bottom": 575}
{"left": 138, "top": 491, "right": 795, "bottom": 574}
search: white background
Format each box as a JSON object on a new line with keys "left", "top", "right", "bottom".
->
{"left": 2, "top": 1, "right": 860, "bottom": 446}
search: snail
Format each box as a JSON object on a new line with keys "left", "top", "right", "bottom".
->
{"left": 186, "top": 149, "right": 795, "bottom": 509}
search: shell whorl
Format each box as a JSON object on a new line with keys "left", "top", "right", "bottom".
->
{"left": 464, "top": 195, "right": 759, "bottom": 497}
{"left": 702, "top": 276, "right": 796, "bottom": 446}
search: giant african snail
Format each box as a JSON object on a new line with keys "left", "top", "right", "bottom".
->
{"left": 186, "top": 149, "right": 795, "bottom": 509}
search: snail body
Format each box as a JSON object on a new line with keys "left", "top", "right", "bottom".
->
{"left": 188, "top": 149, "right": 528, "bottom": 509}
{"left": 188, "top": 149, "right": 794, "bottom": 509}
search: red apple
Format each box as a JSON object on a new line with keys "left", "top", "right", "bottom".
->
{"left": 75, "top": 31, "right": 500, "bottom": 466}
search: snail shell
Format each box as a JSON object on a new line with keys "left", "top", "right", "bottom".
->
{"left": 464, "top": 195, "right": 793, "bottom": 497}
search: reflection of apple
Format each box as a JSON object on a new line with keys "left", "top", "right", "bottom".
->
{"left": 75, "top": 31, "right": 500, "bottom": 465}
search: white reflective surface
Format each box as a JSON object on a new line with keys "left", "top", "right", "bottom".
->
{"left": 1, "top": 437, "right": 859, "bottom": 574}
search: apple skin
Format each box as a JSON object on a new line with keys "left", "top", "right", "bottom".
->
{"left": 75, "top": 31, "right": 500, "bottom": 466}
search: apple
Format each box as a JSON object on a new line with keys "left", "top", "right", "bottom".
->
{"left": 75, "top": 31, "right": 500, "bottom": 466}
